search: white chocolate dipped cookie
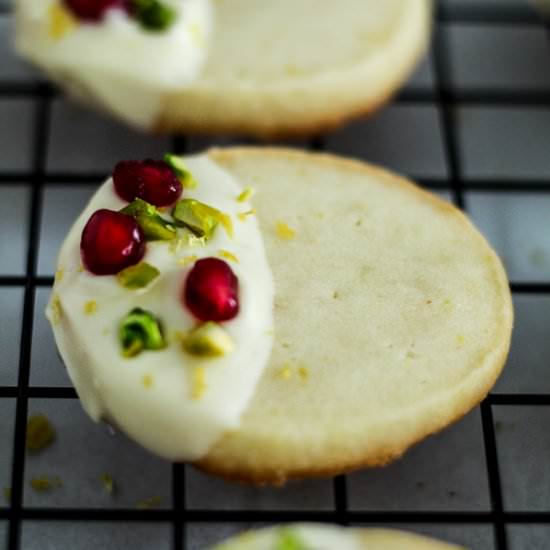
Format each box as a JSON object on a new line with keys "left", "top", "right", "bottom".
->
{"left": 47, "top": 148, "right": 512, "bottom": 484}
{"left": 209, "top": 524, "right": 466, "bottom": 550}
{"left": 16, "top": 0, "right": 431, "bottom": 138}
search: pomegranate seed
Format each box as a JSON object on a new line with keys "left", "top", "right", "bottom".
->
{"left": 81, "top": 209, "right": 145, "bottom": 275}
{"left": 184, "top": 258, "right": 239, "bottom": 322}
{"left": 113, "top": 160, "right": 182, "bottom": 207}
{"left": 63, "top": 0, "right": 130, "bottom": 21}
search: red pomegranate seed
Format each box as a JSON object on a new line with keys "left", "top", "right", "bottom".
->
{"left": 113, "top": 160, "right": 183, "bottom": 207}
{"left": 184, "top": 258, "right": 240, "bottom": 322}
{"left": 63, "top": 0, "right": 130, "bottom": 21}
{"left": 81, "top": 209, "right": 145, "bottom": 275}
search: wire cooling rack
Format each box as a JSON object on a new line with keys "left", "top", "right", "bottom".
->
{"left": 1, "top": 0, "right": 550, "bottom": 548}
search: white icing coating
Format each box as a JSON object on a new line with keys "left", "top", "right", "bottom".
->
{"left": 46, "top": 154, "right": 274, "bottom": 461}
{"left": 213, "top": 524, "right": 362, "bottom": 550}
{"left": 16, "top": 0, "right": 212, "bottom": 127}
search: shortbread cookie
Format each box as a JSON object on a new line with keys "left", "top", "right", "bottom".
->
{"left": 47, "top": 148, "right": 512, "bottom": 484}
{"left": 16, "top": 0, "right": 431, "bottom": 137}
{"left": 209, "top": 524, "right": 466, "bottom": 550}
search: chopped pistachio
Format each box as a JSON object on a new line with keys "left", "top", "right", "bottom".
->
{"left": 182, "top": 322, "right": 234, "bottom": 358}
{"left": 177, "top": 255, "right": 198, "bottom": 267}
{"left": 30, "top": 476, "right": 62, "bottom": 492}
{"left": 236, "top": 187, "right": 255, "bottom": 203}
{"left": 132, "top": 0, "right": 176, "bottom": 32}
{"left": 121, "top": 198, "right": 176, "bottom": 241}
{"left": 3, "top": 487, "right": 10, "bottom": 503}
{"left": 275, "top": 528, "right": 310, "bottom": 550}
{"left": 84, "top": 300, "right": 97, "bottom": 315}
{"left": 48, "top": 3, "right": 77, "bottom": 40}
{"left": 276, "top": 221, "right": 296, "bottom": 240}
{"left": 238, "top": 209, "right": 256, "bottom": 222}
{"left": 26, "top": 415, "right": 56, "bottom": 453}
{"left": 191, "top": 367, "right": 207, "bottom": 400}
{"left": 136, "top": 495, "right": 162, "bottom": 509}
{"left": 163, "top": 154, "right": 198, "bottom": 188}
{"left": 172, "top": 199, "right": 227, "bottom": 239}
{"left": 117, "top": 262, "right": 160, "bottom": 290}
{"left": 120, "top": 308, "right": 165, "bottom": 358}
{"left": 100, "top": 473, "right": 116, "bottom": 495}
{"left": 218, "top": 250, "right": 239, "bottom": 263}
{"left": 142, "top": 374, "right": 154, "bottom": 388}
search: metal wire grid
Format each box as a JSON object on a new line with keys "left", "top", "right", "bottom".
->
{"left": 0, "top": 1, "right": 549, "bottom": 548}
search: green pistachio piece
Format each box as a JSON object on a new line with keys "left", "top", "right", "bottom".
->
{"left": 120, "top": 308, "right": 165, "bottom": 358}
{"left": 120, "top": 198, "right": 176, "bottom": 241}
{"left": 26, "top": 414, "right": 56, "bottom": 453}
{"left": 172, "top": 199, "right": 225, "bottom": 239}
{"left": 117, "top": 262, "right": 160, "bottom": 290}
{"left": 164, "top": 154, "right": 198, "bottom": 189}
{"left": 275, "top": 529, "right": 310, "bottom": 550}
{"left": 132, "top": 0, "right": 176, "bottom": 32}
{"left": 182, "top": 322, "right": 234, "bottom": 358}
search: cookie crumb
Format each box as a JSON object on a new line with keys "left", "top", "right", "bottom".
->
{"left": 101, "top": 473, "right": 116, "bottom": 495}
{"left": 136, "top": 495, "right": 161, "bottom": 510}
{"left": 30, "top": 476, "right": 62, "bottom": 492}
{"left": 26, "top": 415, "right": 56, "bottom": 453}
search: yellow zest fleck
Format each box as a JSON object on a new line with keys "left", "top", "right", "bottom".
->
{"left": 136, "top": 495, "right": 161, "bottom": 510}
{"left": 78, "top": 264, "right": 84, "bottom": 273}
{"left": 219, "top": 250, "right": 239, "bottom": 263}
{"left": 298, "top": 367, "right": 309, "bottom": 381}
{"left": 54, "top": 269, "right": 64, "bottom": 283}
{"left": 238, "top": 209, "right": 256, "bottom": 222}
{"left": 237, "top": 187, "right": 255, "bottom": 203}
{"left": 276, "top": 221, "right": 296, "bottom": 240}
{"left": 30, "top": 476, "right": 62, "bottom": 492}
{"left": 191, "top": 367, "right": 207, "bottom": 400}
{"left": 177, "top": 255, "right": 198, "bottom": 267}
{"left": 284, "top": 63, "right": 303, "bottom": 76}
{"left": 142, "top": 374, "right": 154, "bottom": 389}
{"left": 48, "top": 2, "right": 77, "bottom": 40}
{"left": 456, "top": 335, "right": 466, "bottom": 347}
{"left": 220, "top": 213, "right": 234, "bottom": 238}
{"left": 84, "top": 300, "right": 97, "bottom": 315}
{"left": 3, "top": 487, "right": 11, "bottom": 503}
{"left": 443, "top": 298, "right": 454, "bottom": 312}
{"left": 189, "top": 23, "right": 204, "bottom": 47}
{"left": 278, "top": 366, "right": 292, "bottom": 380}
{"left": 100, "top": 473, "right": 115, "bottom": 495}
{"left": 50, "top": 294, "right": 62, "bottom": 325}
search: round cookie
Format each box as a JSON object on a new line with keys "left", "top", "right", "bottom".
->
{"left": 196, "top": 148, "right": 512, "bottom": 484}
{"left": 48, "top": 148, "right": 512, "bottom": 484}
{"left": 16, "top": 0, "right": 431, "bottom": 137}
{"left": 156, "top": 0, "right": 432, "bottom": 137}
{"left": 209, "top": 524, "right": 466, "bottom": 550}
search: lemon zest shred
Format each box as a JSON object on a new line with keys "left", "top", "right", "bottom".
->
{"left": 191, "top": 367, "right": 207, "bottom": 400}
{"left": 84, "top": 300, "right": 97, "bottom": 315}
{"left": 177, "top": 255, "right": 198, "bottom": 267}
{"left": 219, "top": 250, "right": 239, "bottom": 263}
{"left": 238, "top": 209, "right": 256, "bottom": 222}
{"left": 48, "top": 3, "right": 77, "bottom": 40}
{"left": 276, "top": 221, "right": 296, "bottom": 240}
{"left": 236, "top": 187, "right": 255, "bottom": 203}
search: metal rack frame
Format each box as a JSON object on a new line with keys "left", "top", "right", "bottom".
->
{"left": 0, "top": 1, "right": 548, "bottom": 548}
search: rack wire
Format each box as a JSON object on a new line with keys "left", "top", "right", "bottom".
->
{"left": 1, "top": 1, "right": 549, "bottom": 548}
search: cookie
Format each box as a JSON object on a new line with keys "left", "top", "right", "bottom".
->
{"left": 16, "top": 0, "right": 431, "bottom": 137}
{"left": 209, "top": 524, "right": 466, "bottom": 550}
{"left": 47, "top": 148, "right": 513, "bottom": 484}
